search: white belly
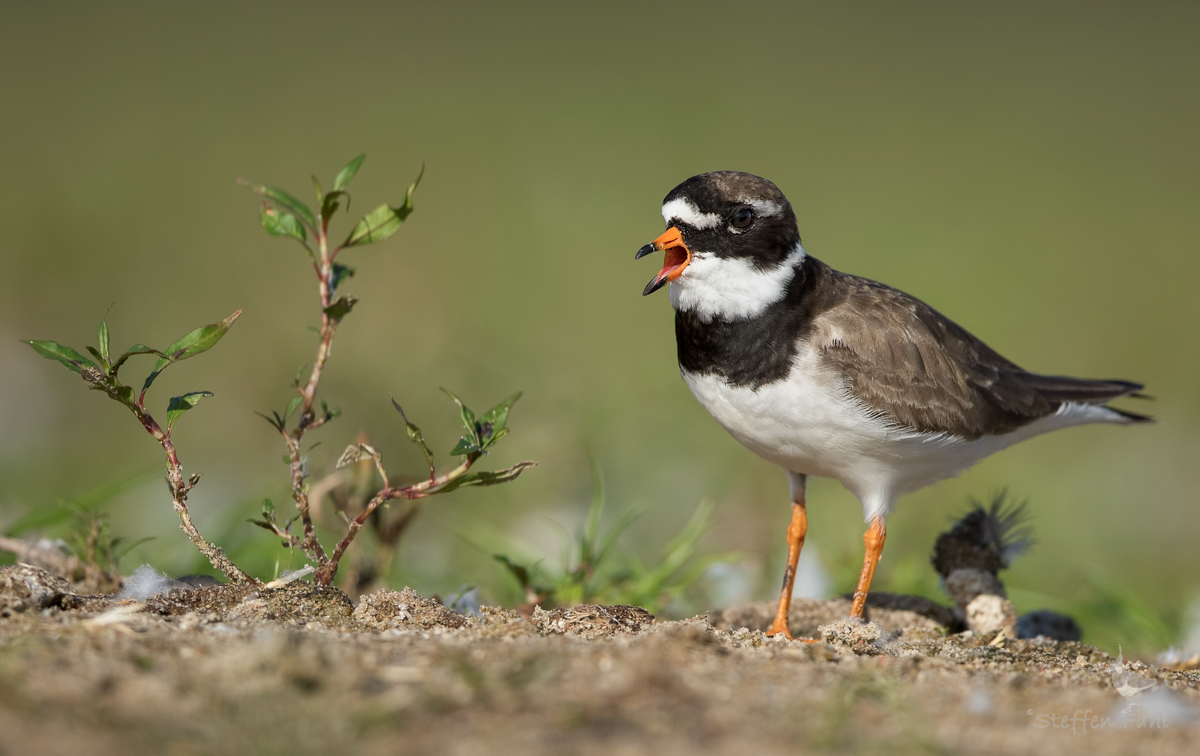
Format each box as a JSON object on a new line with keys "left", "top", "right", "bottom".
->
{"left": 681, "top": 346, "right": 1115, "bottom": 520}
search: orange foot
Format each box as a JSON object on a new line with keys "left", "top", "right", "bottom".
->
{"left": 765, "top": 621, "right": 819, "bottom": 643}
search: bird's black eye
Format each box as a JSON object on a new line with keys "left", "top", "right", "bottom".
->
{"left": 731, "top": 207, "right": 755, "bottom": 229}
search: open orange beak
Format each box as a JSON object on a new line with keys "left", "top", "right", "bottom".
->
{"left": 635, "top": 226, "right": 692, "bottom": 296}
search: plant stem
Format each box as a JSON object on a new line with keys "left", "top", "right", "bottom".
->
{"left": 284, "top": 223, "right": 338, "bottom": 566}
{"left": 282, "top": 430, "right": 327, "bottom": 563}
{"left": 135, "top": 408, "right": 257, "bottom": 584}
{"left": 315, "top": 453, "right": 481, "bottom": 585}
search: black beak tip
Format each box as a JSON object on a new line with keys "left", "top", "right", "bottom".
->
{"left": 635, "top": 243, "right": 656, "bottom": 260}
{"left": 643, "top": 277, "right": 666, "bottom": 296}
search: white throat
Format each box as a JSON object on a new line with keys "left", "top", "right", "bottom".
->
{"left": 669, "top": 244, "right": 806, "bottom": 322}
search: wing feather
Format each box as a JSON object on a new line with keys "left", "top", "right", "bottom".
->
{"left": 814, "top": 275, "right": 1138, "bottom": 438}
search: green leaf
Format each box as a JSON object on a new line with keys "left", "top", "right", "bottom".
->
{"left": 260, "top": 205, "right": 307, "bottom": 244}
{"left": 256, "top": 411, "right": 284, "bottom": 431}
{"left": 330, "top": 263, "right": 354, "bottom": 294}
{"left": 143, "top": 363, "right": 167, "bottom": 393}
{"left": 284, "top": 396, "right": 303, "bottom": 422}
{"left": 320, "top": 190, "right": 349, "bottom": 228}
{"left": 110, "top": 344, "right": 162, "bottom": 375}
{"left": 311, "top": 175, "right": 323, "bottom": 204}
{"left": 142, "top": 311, "right": 241, "bottom": 396}
{"left": 479, "top": 391, "right": 522, "bottom": 446}
{"left": 239, "top": 181, "right": 317, "bottom": 230}
{"left": 23, "top": 340, "right": 98, "bottom": 374}
{"left": 636, "top": 500, "right": 716, "bottom": 592}
{"left": 595, "top": 509, "right": 642, "bottom": 573}
{"left": 247, "top": 519, "right": 278, "bottom": 533}
{"left": 110, "top": 381, "right": 136, "bottom": 406}
{"left": 97, "top": 320, "right": 110, "bottom": 366}
{"left": 4, "top": 502, "right": 75, "bottom": 537}
{"left": 493, "top": 554, "right": 532, "bottom": 590}
{"left": 320, "top": 400, "right": 341, "bottom": 421}
{"left": 166, "top": 391, "right": 214, "bottom": 429}
{"left": 323, "top": 295, "right": 357, "bottom": 323}
{"left": 392, "top": 398, "right": 435, "bottom": 475}
{"left": 483, "top": 427, "right": 509, "bottom": 449}
{"left": 85, "top": 346, "right": 109, "bottom": 370}
{"left": 164, "top": 310, "right": 242, "bottom": 363}
{"left": 340, "top": 163, "right": 422, "bottom": 248}
{"left": 333, "top": 154, "right": 366, "bottom": 191}
{"left": 450, "top": 437, "right": 482, "bottom": 457}
{"left": 440, "top": 388, "right": 477, "bottom": 445}
{"left": 342, "top": 204, "right": 403, "bottom": 248}
{"left": 434, "top": 461, "right": 536, "bottom": 494}
{"left": 261, "top": 498, "right": 276, "bottom": 522}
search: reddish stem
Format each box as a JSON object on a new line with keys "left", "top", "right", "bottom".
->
{"left": 131, "top": 403, "right": 256, "bottom": 584}
{"left": 315, "top": 453, "right": 480, "bottom": 585}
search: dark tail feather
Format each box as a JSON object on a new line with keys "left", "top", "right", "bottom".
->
{"left": 1019, "top": 373, "right": 1143, "bottom": 403}
{"left": 1020, "top": 373, "right": 1154, "bottom": 422}
{"left": 1106, "top": 405, "right": 1155, "bottom": 423}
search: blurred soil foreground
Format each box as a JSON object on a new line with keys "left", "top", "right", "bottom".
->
{"left": 2, "top": 564, "right": 1198, "bottom": 756}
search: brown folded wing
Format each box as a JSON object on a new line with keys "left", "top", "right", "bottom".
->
{"left": 814, "top": 274, "right": 1142, "bottom": 439}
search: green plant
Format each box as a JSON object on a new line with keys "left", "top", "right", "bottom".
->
{"left": 1, "top": 468, "right": 157, "bottom": 591}
{"left": 23, "top": 312, "right": 253, "bottom": 582}
{"left": 23, "top": 155, "right": 533, "bottom": 587}
{"left": 493, "top": 457, "right": 738, "bottom": 614}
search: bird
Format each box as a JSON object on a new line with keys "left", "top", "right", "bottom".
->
{"left": 635, "top": 171, "right": 1150, "bottom": 640}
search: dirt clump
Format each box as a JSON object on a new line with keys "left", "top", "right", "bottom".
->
{"left": 0, "top": 564, "right": 82, "bottom": 613}
{"left": 354, "top": 587, "right": 471, "bottom": 631}
{"left": 143, "top": 581, "right": 257, "bottom": 616}
{"left": 819, "top": 617, "right": 888, "bottom": 654}
{"left": 230, "top": 583, "right": 356, "bottom": 628}
{"left": 530, "top": 604, "right": 655, "bottom": 638}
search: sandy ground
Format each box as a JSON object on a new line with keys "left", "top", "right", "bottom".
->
{"left": 1, "top": 564, "right": 1197, "bottom": 756}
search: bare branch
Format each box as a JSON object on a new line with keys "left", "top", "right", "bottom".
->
{"left": 142, "top": 410, "right": 257, "bottom": 585}
{"left": 280, "top": 429, "right": 327, "bottom": 564}
{"left": 315, "top": 452, "right": 484, "bottom": 585}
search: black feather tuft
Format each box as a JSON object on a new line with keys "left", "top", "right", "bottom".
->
{"left": 931, "top": 489, "right": 1036, "bottom": 577}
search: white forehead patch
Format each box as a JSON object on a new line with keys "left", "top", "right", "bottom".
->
{"left": 661, "top": 197, "right": 721, "bottom": 229}
{"left": 744, "top": 198, "right": 782, "bottom": 217}
{"left": 669, "top": 244, "right": 807, "bottom": 323}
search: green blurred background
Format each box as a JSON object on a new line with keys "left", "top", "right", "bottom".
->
{"left": 1, "top": 1, "right": 1197, "bottom": 653}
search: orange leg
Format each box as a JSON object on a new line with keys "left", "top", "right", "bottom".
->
{"left": 766, "top": 485, "right": 808, "bottom": 639}
{"left": 849, "top": 517, "right": 887, "bottom": 619}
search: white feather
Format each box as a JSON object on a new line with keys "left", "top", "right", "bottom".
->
{"left": 670, "top": 245, "right": 807, "bottom": 323}
{"left": 682, "top": 346, "right": 1135, "bottom": 522}
{"left": 745, "top": 198, "right": 783, "bottom": 217}
{"left": 661, "top": 197, "right": 721, "bottom": 229}
{"left": 118, "top": 564, "right": 176, "bottom": 600}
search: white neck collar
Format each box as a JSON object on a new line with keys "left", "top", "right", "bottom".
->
{"left": 669, "top": 244, "right": 806, "bottom": 323}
